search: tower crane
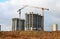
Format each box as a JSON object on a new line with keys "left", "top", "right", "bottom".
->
{"left": 27, "top": 5, "right": 49, "bottom": 16}
{"left": 17, "top": 5, "right": 27, "bottom": 30}
{"left": 27, "top": 5, "right": 49, "bottom": 30}
{"left": 17, "top": 5, "right": 27, "bottom": 19}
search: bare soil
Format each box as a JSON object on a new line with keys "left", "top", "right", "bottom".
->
{"left": 0, "top": 31, "right": 60, "bottom": 39}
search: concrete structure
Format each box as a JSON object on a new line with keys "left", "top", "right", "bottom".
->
{"left": 12, "top": 18, "right": 25, "bottom": 31}
{"left": 0, "top": 25, "right": 1, "bottom": 31}
{"left": 52, "top": 23, "right": 57, "bottom": 31}
{"left": 25, "top": 12, "right": 43, "bottom": 31}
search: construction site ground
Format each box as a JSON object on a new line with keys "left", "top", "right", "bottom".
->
{"left": 0, "top": 31, "right": 60, "bottom": 39}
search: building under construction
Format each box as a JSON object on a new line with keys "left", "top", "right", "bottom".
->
{"left": 12, "top": 18, "right": 25, "bottom": 31}
{"left": 25, "top": 12, "right": 43, "bottom": 31}
{"left": 16, "top": 5, "right": 49, "bottom": 31}
{"left": 0, "top": 25, "right": 1, "bottom": 31}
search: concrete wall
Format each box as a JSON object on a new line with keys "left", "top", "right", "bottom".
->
{"left": 12, "top": 18, "right": 25, "bottom": 31}
{"left": 0, "top": 25, "right": 1, "bottom": 31}
{"left": 25, "top": 12, "right": 43, "bottom": 31}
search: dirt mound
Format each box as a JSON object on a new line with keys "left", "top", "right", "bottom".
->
{"left": 0, "top": 31, "right": 60, "bottom": 39}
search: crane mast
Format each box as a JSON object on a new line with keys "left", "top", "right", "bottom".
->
{"left": 17, "top": 5, "right": 27, "bottom": 19}
{"left": 17, "top": 5, "right": 27, "bottom": 30}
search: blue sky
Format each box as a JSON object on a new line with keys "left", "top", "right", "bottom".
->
{"left": 0, "top": 0, "right": 60, "bottom": 31}
{"left": 0, "top": 0, "right": 8, "bottom": 2}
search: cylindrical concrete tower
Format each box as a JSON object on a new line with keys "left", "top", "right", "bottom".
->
{"left": 52, "top": 23, "right": 57, "bottom": 31}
